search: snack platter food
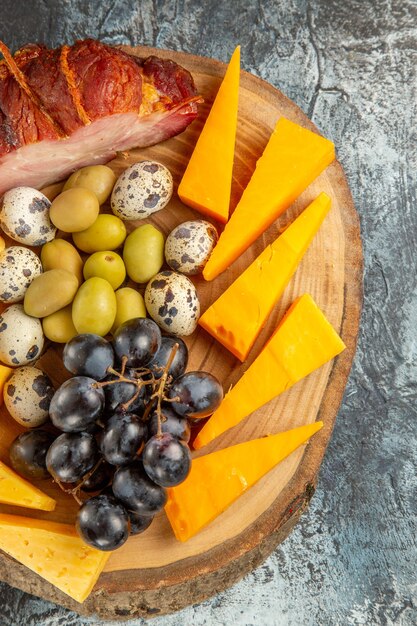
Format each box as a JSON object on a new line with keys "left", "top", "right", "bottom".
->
{"left": 0, "top": 45, "right": 362, "bottom": 618}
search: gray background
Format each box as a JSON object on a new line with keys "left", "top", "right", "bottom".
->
{"left": 0, "top": 1, "right": 416, "bottom": 625}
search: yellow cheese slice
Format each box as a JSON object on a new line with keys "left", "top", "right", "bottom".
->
{"left": 194, "top": 294, "right": 345, "bottom": 449}
{"left": 199, "top": 192, "right": 331, "bottom": 361}
{"left": 166, "top": 420, "right": 323, "bottom": 541}
{"left": 0, "top": 460, "right": 56, "bottom": 511}
{"left": 0, "top": 514, "right": 110, "bottom": 603}
{"left": 203, "top": 117, "right": 335, "bottom": 280}
{"left": 178, "top": 46, "right": 240, "bottom": 223}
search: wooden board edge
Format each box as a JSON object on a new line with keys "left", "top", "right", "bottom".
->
{"left": 0, "top": 159, "right": 362, "bottom": 619}
{"left": 0, "top": 46, "right": 363, "bottom": 619}
{"left": 0, "top": 492, "right": 310, "bottom": 619}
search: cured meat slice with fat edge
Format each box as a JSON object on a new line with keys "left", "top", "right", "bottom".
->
{"left": 0, "top": 39, "right": 201, "bottom": 194}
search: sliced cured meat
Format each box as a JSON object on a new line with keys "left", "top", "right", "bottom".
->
{"left": 0, "top": 39, "right": 201, "bottom": 195}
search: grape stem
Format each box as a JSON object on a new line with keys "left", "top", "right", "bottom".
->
{"left": 98, "top": 367, "right": 137, "bottom": 384}
{"left": 151, "top": 342, "right": 179, "bottom": 438}
{"left": 71, "top": 458, "right": 104, "bottom": 497}
{"left": 94, "top": 368, "right": 156, "bottom": 414}
{"left": 120, "top": 386, "right": 143, "bottom": 412}
{"left": 93, "top": 344, "right": 180, "bottom": 434}
{"left": 120, "top": 355, "right": 128, "bottom": 376}
{"left": 52, "top": 458, "right": 104, "bottom": 506}
{"left": 141, "top": 397, "right": 157, "bottom": 424}
{"left": 53, "top": 477, "right": 83, "bottom": 506}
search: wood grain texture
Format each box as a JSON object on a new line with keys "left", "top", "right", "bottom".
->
{"left": 0, "top": 1, "right": 416, "bottom": 625}
{"left": 0, "top": 45, "right": 362, "bottom": 618}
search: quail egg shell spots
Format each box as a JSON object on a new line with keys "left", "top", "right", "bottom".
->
{"left": 0, "top": 304, "right": 44, "bottom": 366}
{"left": 0, "top": 246, "right": 42, "bottom": 303}
{"left": 145, "top": 270, "right": 200, "bottom": 336}
{"left": 165, "top": 220, "right": 219, "bottom": 275}
{"left": 4, "top": 366, "right": 54, "bottom": 427}
{"left": 111, "top": 161, "right": 173, "bottom": 221}
{"left": 0, "top": 187, "right": 56, "bottom": 246}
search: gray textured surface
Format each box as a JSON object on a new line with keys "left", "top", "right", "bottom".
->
{"left": 0, "top": 1, "right": 416, "bottom": 625}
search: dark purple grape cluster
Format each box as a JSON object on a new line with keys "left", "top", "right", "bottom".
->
{"left": 8, "top": 318, "right": 224, "bottom": 552}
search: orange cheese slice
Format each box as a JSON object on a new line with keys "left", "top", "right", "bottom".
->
{"left": 203, "top": 117, "right": 335, "bottom": 280}
{"left": 0, "top": 514, "right": 110, "bottom": 603}
{"left": 178, "top": 46, "right": 240, "bottom": 223}
{"left": 199, "top": 192, "right": 331, "bottom": 361}
{"left": 0, "top": 460, "right": 56, "bottom": 511}
{"left": 0, "top": 364, "right": 13, "bottom": 405}
{"left": 166, "top": 420, "right": 323, "bottom": 541}
{"left": 194, "top": 294, "right": 345, "bottom": 449}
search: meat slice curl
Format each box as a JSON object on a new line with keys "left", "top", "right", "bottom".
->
{"left": 0, "top": 39, "right": 201, "bottom": 195}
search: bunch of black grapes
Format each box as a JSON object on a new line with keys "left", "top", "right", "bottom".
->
{"left": 9, "top": 318, "right": 223, "bottom": 551}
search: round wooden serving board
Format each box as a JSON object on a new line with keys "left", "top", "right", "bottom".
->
{"left": 0, "top": 46, "right": 362, "bottom": 619}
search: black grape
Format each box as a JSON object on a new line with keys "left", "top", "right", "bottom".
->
{"left": 112, "top": 318, "right": 161, "bottom": 367}
{"left": 148, "top": 336, "right": 188, "bottom": 380}
{"left": 46, "top": 432, "right": 98, "bottom": 482}
{"left": 167, "top": 371, "right": 223, "bottom": 419}
{"left": 49, "top": 376, "right": 105, "bottom": 432}
{"left": 142, "top": 433, "right": 191, "bottom": 487}
{"left": 63, "top": 334, "right": 114, "bottom": 380}
{"left": 112, "top": 463, "right": 167, "bottom": 516}
{"left": 9, "top": 430, "right": 55, "bottom": 480}
{"left": 128, "top": 511, "right": 153, "bottom": 536}
{"left": 80, "top": 461, "right": 114, "bottom": 493}
{"left": 84, "top": 422, "right": 104, "bottom": 435}
{"left": 99, "top": 413, "right": 147, "bottom": 466}
{"left": 148, "top": 406, "right": 190, "bottom": 443}
{"left": 76, "top": 494, "right": 129, "bottom": 551}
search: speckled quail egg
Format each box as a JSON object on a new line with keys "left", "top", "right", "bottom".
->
{"left": 111, "top": 161, "right": 173, "bottom": 221}
{"left": 145, "top": 270, "right": 200, "bottom": 336}
{"left": 0, "top": 304, "right": 44, "bottom": 366}
{"left": 4, "top": 366, "right": 54, "bottom": 427}
{"left": 0, "top": 246, "right": 42, "bottom": 303}
{"left": 165, "top": 220, "right": 218, "bottom": 275}
{"left": 0, "top": 187, "right": 56, "bottom": 245}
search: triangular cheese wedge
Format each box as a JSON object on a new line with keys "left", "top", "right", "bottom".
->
{"left": 0, "top": 460, "right": 56, "bottom": 511}
{"left": 203, "top": 117, "right": 335, "bottom": 280}
{"left": 194, "top": 294, "right": 345, "bottom": 449}
{"left": 166, "top": 421, "right": 323, "bottom": 541}
{"left": 0, "top": 514, "right": 110, "bottom": 603}
{"left": 199, "top": 192, "right": 331, "bottom": 361}
{"left": 178, "top": 46, "right": 240, "bottom": 223}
